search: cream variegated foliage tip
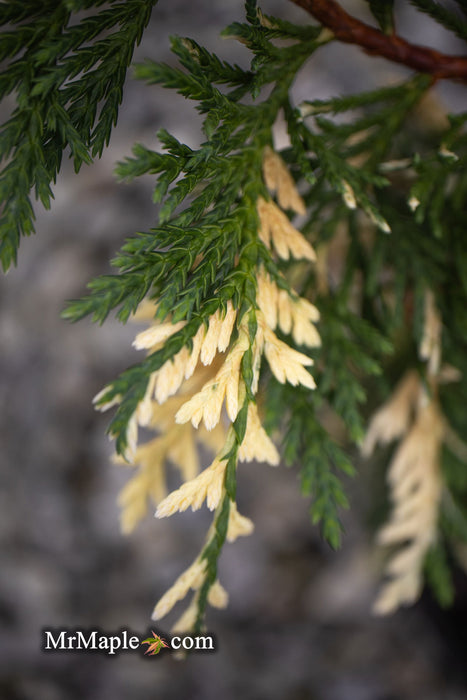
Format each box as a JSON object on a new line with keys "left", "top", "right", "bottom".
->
{"left": 170, "top": 594, "right": 198, "bottom": 634}
{"left": 114, "top": 417, "right": 222, "bottom": 534}
{"left": 257, "top": 196, "right": 316, "bottom": 262}
{"left": 175, "top": 322, "right": 249, "bottom": 430}
{"left": 258, "top": 148, "right": 315, "bottom": 262}
{"left": 419, "top": 289, "right": 442, "bottom": 376}
{"left": 175, "top": 301, "right": 319, "bottom": 433}
{"left": 226, "top": 501, "right": 254, "bottom": 542}
{"left": 115, "top": 432, "right": 176, "bottom": 534}
{"left": 256, "top": 268, "right": 321, "bottom": 349}
{"left": 361, "top": 370, "right": 420, "bottom": 458}
{"left": 109, "top": 350, "right": 229, "bottom": 533}
{"left": 171, "top": 599, "right": 199, "bottom": 634}
{"left": 238, "top": 402, "right": 280, "bottom": 466}
{"left": 95, "top": 146, "right": 321, "bottom": 628}
{"left": 152, "top": 558, "right": 206, "bottom": 620}
{"left": 365, "top": 291, "right": 461, "bottom": 615}
{"left": 157, "top": 399, "right": 282, "bottom": 517}
{"left": 156, "top": 454, "right": 228, "bottom": 517}
{"left": 133, "top": 319, "right": 186, "bottom": 352}
{"left": 133, "top": 301, "right": 238, "bottom": 414}
{"left": 168, "top": 579, "right": 228, "bottom": 635}
{"left": 207, "top": 579, "right": 229, "bottom": 608}
{"left": 373, "top": 397, "right": 444, "bottom": 615}
{"left": 364, "top": 373, "right": 444, "bottom": 614}
{"left": 341, "top": 180, "right": 357, "bottom": 210}
{"left": 262, "top": 145, "right": 306, "bottom": 216}
{"left": 263, "top": 321, "right": 316, "bottom": 390}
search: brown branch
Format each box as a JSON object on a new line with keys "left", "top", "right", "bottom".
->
{"left": 290, "top": 0, "right": 467, "bottom": 83}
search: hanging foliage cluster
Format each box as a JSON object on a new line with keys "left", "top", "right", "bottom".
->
{"left": 2, "top": 0, "right": 467, "bottom": 631}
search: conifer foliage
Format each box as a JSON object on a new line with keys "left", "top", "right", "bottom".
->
{"left": 0, "top": 0, "right": 157, "bottom": 270}
{"left": 2, "top": 0, "right": 467, "bottom": 630}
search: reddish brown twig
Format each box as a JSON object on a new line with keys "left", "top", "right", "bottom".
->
{"left": 290, "top": 0, "right": 467, "bottom": 83}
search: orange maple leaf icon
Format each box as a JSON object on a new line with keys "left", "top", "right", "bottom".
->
{"left": 141, "top": 631, "right": 169, "bottom": 656}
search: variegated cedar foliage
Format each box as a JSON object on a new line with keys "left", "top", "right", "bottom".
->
{"left": 2, "top": 0, "right": 467, "bottom": 630}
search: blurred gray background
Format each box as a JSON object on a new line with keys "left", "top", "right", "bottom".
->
{"left": 1, "top": 1, "right": 467, "bottom": 698}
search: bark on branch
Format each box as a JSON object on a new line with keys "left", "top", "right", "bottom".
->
{"left": 290, "top": 0, "right": 467, "bottom": 83}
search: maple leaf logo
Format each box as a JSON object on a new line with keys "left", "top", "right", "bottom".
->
{"left": 141, "top": 631, "right": 169, "bottom": 656}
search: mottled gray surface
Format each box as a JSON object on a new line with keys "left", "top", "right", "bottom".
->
{"left": 1, "top": 2, "right": 467, "bottom": 699}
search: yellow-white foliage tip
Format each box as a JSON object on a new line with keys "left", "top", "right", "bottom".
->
{"left": 373, "top": 400, "right": 443, "bottom": 615}
{"left": 257, "top": 197, "right": 316, "bottom": 262}
{"left": 292, "top": 299, "right": 321, "bottom": 348}
{"left": 217, "top": 302, "right": 237, "bottom": 352}
{"left": 152, "top": 559, "right": 206, "bottom": 621}
{"left": 207, "top": 580, "right": 229, "bottom": 609}
{"left": 184, "top": 325, "right": 205, "bottom": 379}
{"left": 361, "top": 371, "right": 420, "bottom": 458}
{"left": 262, "top": 145, "right": 306, "bottom": 216}
{"left": 137, "top": 373, "right": 157, "bottom": 426}
{"left": 175, "top": 327, "right": 249, "bottom": 431}
{"left": 263, "top": 324, "right": 316, "bottom": 390}
{"left": 200, "top": 312, "right": 224, "bottom": 365}
{"left": 92, "top": 387, "right": 121, "bottom": 412}
{"left": 132, "top": 320, "right": 186, "bottom": 351}
{"left": 419, "top": 290, "right": 441, "bottom": 377}
{"left": 117, "top": 433, "right": 175, "bottom": 533}
{"left": 277, "top": 289, "right": 293, "bottom": 334}
{"left": 341, "top": 181, "right": 357, "bottom": 210}
{"left": 256, "top": 269, "right": 321, "bottom": 349}
{"left": 226, "top": 501, "right": 254, "bottom": 542}
{"left": 122, "top": 413, "right": 139, "bottom": 463}
{"left": 200, "top": 302, "right": 237, "bottom": 364}
{"left": 155, "top": 457, "right": 227, "bottom": 518}
{"left": 238, "top": 403, "right": 280, "bottom": 465}
{"left": 171, "top": 600, "right": 198, "bottom": 634}
{"left": 256, "top": 270, "right": 278, "bottom": 329}
{"left": 154, "top": 347, "right": 189, "bottom": 405}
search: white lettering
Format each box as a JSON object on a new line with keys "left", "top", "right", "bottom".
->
{"left": 182, "top": 637, "right": 194, "bottom": 650}
{"left": 194, "top": 636, "right": 214, "bottom": 650}
{"left": 98, "top": 637, "right": 109, "bottom": 651}
{"left": 76, "top": 631, "right": 97, "bottom": 650}
{"left": 171, "top": 636, "right": 181, "bottom": 650}
{"left": 42, "top": 629, "right": 215, "bottom": 655}
{"left": 44, "top": 631, "right": 66, "bottom": 649}
{"left": 108, "top": 636, "right": 121, "bottom": 655}
{"left": 129, "top": 636, "right": 140, "bottom": 650}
